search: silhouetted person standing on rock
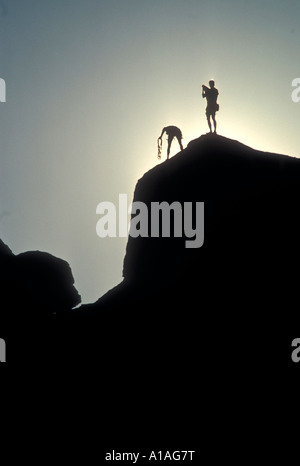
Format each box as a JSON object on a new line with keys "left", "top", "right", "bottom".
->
{"left": 202, "top": 80, "right": 219, "bottom": 134}
{"left": 157, "top": 126, "right": 184, "bottom": 160}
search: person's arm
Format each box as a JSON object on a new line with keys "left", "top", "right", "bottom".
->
{"left": 202, "top": 85, "right": 209, "bottom": 98}
{"left": 158, "top": 127, "right": 166, "bottom": 139}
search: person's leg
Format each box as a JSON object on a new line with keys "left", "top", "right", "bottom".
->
{"left": 212, "top": 113, "right": 217, "bottom": 133}
{"left": 177, "top": 136, "right": 184, "bottom": 151}
{"left": 206, "top": 113, "right": 212, "bottom": 132}
{"left": 167, "top": 137, "right": 173, "bottom": 159}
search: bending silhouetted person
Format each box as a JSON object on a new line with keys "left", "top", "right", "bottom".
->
{"left": 202, "top": 80, "right": 219, "bottom": 134}
{"left": 157, "top": 126, "right": 184, "bottom": 160}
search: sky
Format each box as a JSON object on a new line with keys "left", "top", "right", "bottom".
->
{"left": 0, "top": 0, "right": 300, "bottom": 304}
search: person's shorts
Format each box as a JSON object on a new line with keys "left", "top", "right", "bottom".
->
{"left": 206, "top": 104, "right": 218, "bottom": 116}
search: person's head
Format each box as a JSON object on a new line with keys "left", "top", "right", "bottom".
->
{"left": 209, "top": 80, "right": 215, "bottom": 88}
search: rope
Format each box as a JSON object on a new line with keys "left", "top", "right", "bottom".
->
{"left": 157, "top": 138, "right": 162, "bottom": 160}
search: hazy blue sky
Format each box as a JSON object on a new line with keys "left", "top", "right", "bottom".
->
{"left": 1, "top": 0, "right": 300, "bottom": 303}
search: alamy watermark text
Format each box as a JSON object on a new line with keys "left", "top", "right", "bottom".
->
{"left": 0, "top": 338, "right": 6, "bottom": 362}
{"left": 291, "top": 338, "right": 300, "bottom": 363}
{"left": 0, "top": 77, "right": 6, "bottom": 102}
{"left": 96, "top": 194, "right": 204, "bottom": 248}
{"left": 291, "top": 78, "right": 300, "bottom": 103}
